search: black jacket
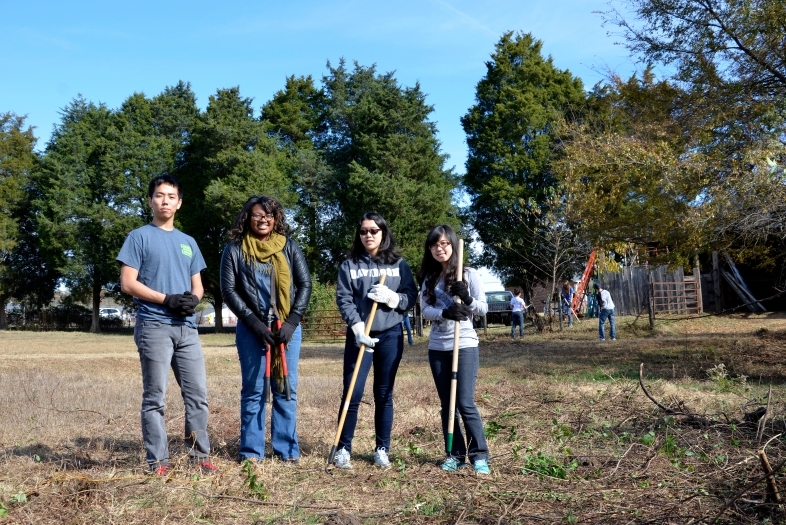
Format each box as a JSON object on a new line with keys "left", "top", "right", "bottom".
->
{"left": 220, "top": 238, "right": 312, "bottom": 328}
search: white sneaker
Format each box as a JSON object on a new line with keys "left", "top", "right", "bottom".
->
{"left": 334, "top": 447, "right": 352, "bottom": 469}
{"left": 374, "top": 447, "right": 391, "bottom": 469}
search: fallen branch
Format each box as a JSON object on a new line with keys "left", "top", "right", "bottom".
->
{"left": 638, "top": 364, "right": 712, "bottom": 426}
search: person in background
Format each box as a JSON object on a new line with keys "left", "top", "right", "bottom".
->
{"left": 562, "top": 281, "right": 575, "bottom": 328}
{"left": 402, "top": 311, "right": 414, "bottom": 346}
{"left": 509, "top": 287, "right": 527, "bottom": 339}
{"left": 117, "top": 174, "right": 217, "bottom": 476}
{"left": 333, "top": 212, "right": 418, "bottom": 470}
{"left": 594, "top": 282, "right": 616, "bottom": 341}
{"left": 420, "top": 224, "right": 491, "bottom": 475}
{"left": 220, "top": 195, "right": 312, "bottom": 463}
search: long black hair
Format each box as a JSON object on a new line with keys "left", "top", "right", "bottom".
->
{"left": 228, "top": 195, "right": 289, "bottom": 241}
{"left": 347, "top": 212, "right": 401, "bottom": 264}
{"left": 419, "top": 225, "right": 461, "bottom": 306}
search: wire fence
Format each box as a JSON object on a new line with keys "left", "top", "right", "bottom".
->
{"left": 301, "top": 308, "right": 346, "bottom": 342}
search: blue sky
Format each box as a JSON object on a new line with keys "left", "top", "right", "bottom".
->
{"left": 2, "top": 0, "right": 640, "bottom": 172}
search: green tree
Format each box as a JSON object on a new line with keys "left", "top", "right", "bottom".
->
{"left": 260, "top": 64, "right": 458, "bottom": 281}
{"left": 604, "top": 0, "right": 786, "bottom": 105}
{"left": 316, "top": 60, "right": 458, "bottom": 275}
{"left": 36, "top": 98, "right": 143, "bottom": 332}
{"left": 261, "top": 76, "right": 337, "bottom": 280}
{"left": 261, "top": 75, "right": 324, "bottom": 149}
{"left": 0, "top": 113, "right": 59, "bottom": 328}
{"left": 461, "top": 32, "right": 587, "bottom": 285}
{"left": 177, "top": 87, "right": 293, "bottom": 331}
{"left": 556, "top": 71, "right": 709, "bottom": 266}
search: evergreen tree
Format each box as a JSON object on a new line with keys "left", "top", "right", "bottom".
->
{"left": 0, "top": 114, "right": 58, "bottom": 329}
{"left": 177, "top": 87, "right": 293, "bottom": 330}
{"left": 36, "top": 98, "right": 142, "bottom": 332}
{"left": 317, "top": 60, "right": 458, "bottom": 275}
{"left": 461, "top": 32, "right": 587, "bottom": 285}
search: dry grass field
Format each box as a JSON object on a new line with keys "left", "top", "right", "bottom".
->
{"left": 3, "top": 313, "right": 786, "bottom": 524}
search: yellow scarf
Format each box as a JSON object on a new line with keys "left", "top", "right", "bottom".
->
{"left": 242, "top": 232, "right": 292, "bottom": 390}
{"left": 241, "top": 232, "right": 291, "bottom": 321}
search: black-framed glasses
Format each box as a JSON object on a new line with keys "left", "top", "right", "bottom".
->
{"left": 360, "top": 228, "right": 381, "bottom": 236}
{"left": 250, "top": 213, "right": 274, "bottom": 222}
{"left": 430, "top": 240, "right": 451, "bottom": 250}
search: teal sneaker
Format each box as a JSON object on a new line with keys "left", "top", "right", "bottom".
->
{"left": 473, "top": 459, "right": 490, "bottom": 475}
{"left": 440, "top": 456, "right": 467, "bottom": 471}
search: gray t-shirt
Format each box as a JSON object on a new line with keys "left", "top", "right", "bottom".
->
{"left": 116, "top": 223, "right": 207, "bottom": 327}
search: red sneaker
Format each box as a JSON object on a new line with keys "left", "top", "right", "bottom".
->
{"left": 198, "top": 460, "right": 219, "bottom": 475}
{"left": 152, "top": 464, "right": 172, "bottom": 476}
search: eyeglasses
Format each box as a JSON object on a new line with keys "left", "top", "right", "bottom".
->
{"left": 359, "top": 228, "right": 381, "bottom": 236}
{"left": 430, "top": 241, "right": 451, "bottom": 250}
{"left": 250, "top": 213, "right": 274, "bottom": 222}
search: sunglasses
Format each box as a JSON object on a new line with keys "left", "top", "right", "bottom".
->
{"left": 359, "top": 228, "right": 381, "bottom": 236}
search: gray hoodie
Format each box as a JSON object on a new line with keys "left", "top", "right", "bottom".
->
{"left": 336, "top": 253, "right": 418, "bottom": 333}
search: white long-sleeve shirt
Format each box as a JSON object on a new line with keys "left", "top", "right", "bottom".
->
{"left": 421, "top": 267, "right": 488, "bottom": 351}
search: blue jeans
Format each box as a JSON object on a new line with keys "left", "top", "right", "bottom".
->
{"left": 134, "top": 320, "right": 211, "bottom": 468}
{"left": 599, "top": 308, "right": 616, "bottom": 340}
{"left": 236, "top": 320, "right": 302, "bottom": 461}
{"left": 338, "top": 325, "right": 403, "bottom": 452}
{"left": 563, "top": 305, "right": 573, "bottom": 326}
{"left": 429, "top": 348, "right": 489, "bottom": 463}
{"left": 402, "top": 315, "right": 413, "bottom": 346}
{"left": 510, "top": 310, "right": 524, "bottom": 337}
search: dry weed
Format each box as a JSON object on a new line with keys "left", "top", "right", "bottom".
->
{"left": 2, "top": 315, "right": 786, "bottom": 523}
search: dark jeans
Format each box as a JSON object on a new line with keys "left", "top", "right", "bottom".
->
{"left": 511, "top": 310, "right": 525, "bottom": 337}
{"left": 338, "top": 325, "right": 403, "bottom": 452}
{"left": 429, "top": 347, "right": 489, "bottom": 463}
{"left": 134, "top": 320, "right": 210, "bottom": 467}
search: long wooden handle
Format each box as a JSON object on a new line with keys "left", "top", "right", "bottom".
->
{"left": 328, "top": 273, "right": 387, "bottom": 466}
{"left": 446, "top": 239, "right": 464, "bottom": 454}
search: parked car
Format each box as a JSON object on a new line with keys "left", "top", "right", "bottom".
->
{"left": 99, "top": 307, "right": 121, "bottom": 320}
{"left": 481, "top": 290, "right": 513, "bottom": 326}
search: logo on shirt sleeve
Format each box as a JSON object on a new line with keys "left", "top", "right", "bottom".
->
{"left": 180, "top": 244, "right": 193, "bottom": 258}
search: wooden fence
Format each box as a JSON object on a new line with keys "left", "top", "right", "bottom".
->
{"left": 596, "top": 266, "right": 700, "bottom": 317}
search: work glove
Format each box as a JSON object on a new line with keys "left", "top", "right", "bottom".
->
{"left": 352, "top": 321, "right": 379, "bottom": 350}
{"left": 250, "top": 319, "right": 276, "bottom": 346}
{"left": 178, "top": 291, "right": 200, "bottom": 316}
{"left": 442, "top": 303, "right": 472, "bottom": 322}
{"left": 448, "top": 281, "right": 473, "bottom": 305}
{"left": 274, "top": 313, "right": 301, "bottom": 345}
{"left": 163, "top": 291, "right": 199, "bottom": 317}
{"left": 367, "top": 283, "right": 400, "bottom": 309}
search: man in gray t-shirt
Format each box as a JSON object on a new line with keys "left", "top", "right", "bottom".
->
{"left": 117, "top": 175, "right": 217, "bottom": 476}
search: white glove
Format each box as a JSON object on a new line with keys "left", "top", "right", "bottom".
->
{"left": 352, "top": 322, "right": 378, "bottom": 351}
{"left": 367, "top": 284, "right": 400, "bottom": 309}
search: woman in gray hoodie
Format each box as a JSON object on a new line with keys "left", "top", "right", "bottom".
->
{"left": 333, "top": 212, "right": 418, "bottom": 470}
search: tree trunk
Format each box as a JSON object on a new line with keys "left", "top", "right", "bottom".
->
{"left": 91, "top": 283, "right": 101, "bottom": 333}
{"left": 214, "top": 294, "right": 224, "bottom": 333}
{"left": 0, "top": 296, "right": 8, "bottom": 330}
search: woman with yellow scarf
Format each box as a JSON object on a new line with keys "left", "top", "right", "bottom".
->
{"left": 220, "top": 195, "right": 312, "bottom": 463}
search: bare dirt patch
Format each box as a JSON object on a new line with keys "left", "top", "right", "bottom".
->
{"left": 2, "top": 314, "right": 786, "bottom": 523}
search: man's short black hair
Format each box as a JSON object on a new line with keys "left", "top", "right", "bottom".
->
{"left": 148, "top": 174, "right": 183, "bottom": 199}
